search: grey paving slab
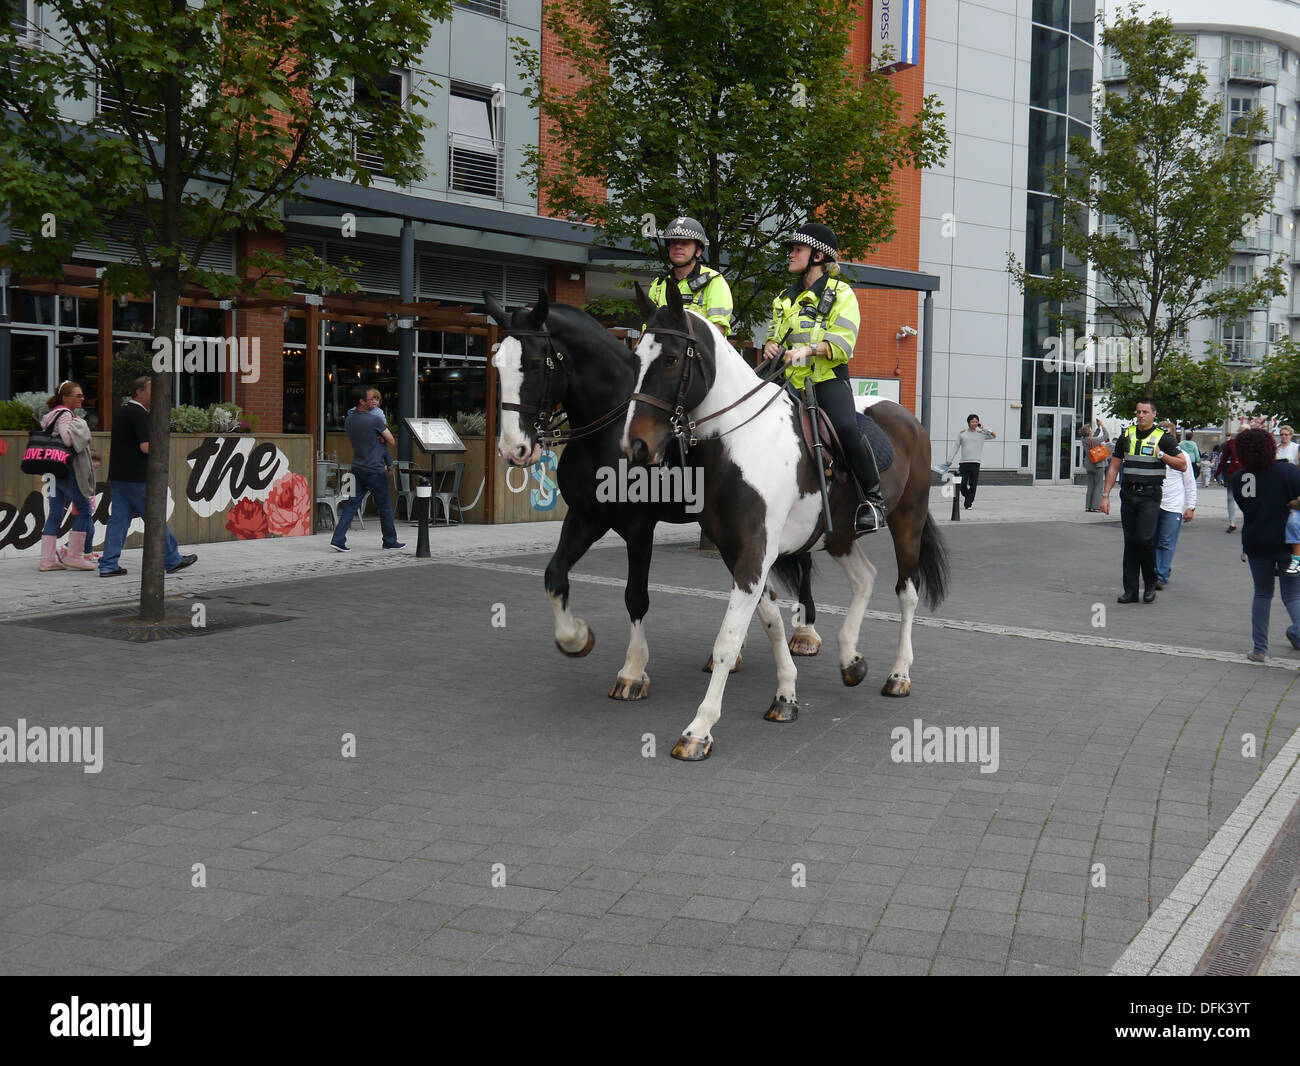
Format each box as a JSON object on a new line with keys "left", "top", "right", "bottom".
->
{"left": 2, "top": 505, "right": 1299, "bottom": 975}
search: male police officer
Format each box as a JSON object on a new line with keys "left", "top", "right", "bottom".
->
{"left": 645, "top": 216, "right": 733, "bottom": 337}
{"left": 1100, "top": 399, "right": 1187, "bottom": 602}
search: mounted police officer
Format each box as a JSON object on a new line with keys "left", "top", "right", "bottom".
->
{"left": 1100, "top": 399, "right": 1188, "bottom": 602}
{"left": 762, "top": 222, "right": 885, "bottom": 533}
{"left": 645, "top": 216, "right": 733, "bottom": 337}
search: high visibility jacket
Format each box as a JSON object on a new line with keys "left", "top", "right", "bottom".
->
{"left": 647, "top": 265, "right": 732, "bottom": 336}
{"left": 766, "top": 275, "right": 859, "bottom": 390}
{"left": 1121, "top": 424, "right": 1173, "bottom": 489}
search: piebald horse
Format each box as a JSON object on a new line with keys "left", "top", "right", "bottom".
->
{"left": 487, "top": 290, "right": 826, "bottom": 701}
{"left": 624, "top": 282, "right": 950, "bottom": 761}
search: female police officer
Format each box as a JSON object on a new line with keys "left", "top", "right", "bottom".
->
{"left": 761, "top": 223, "right": 885, "bottom": 532}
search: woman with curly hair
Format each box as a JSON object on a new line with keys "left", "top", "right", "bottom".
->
{"left": 1231, "top": 427, "right": 1300, "bottom": 662}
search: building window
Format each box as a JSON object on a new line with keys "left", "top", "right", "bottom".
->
{"left": 7, "top": 0, "right": 35, "bottom": 37}
{"left": 449, "top": 85, "right": 503, "bottom": 198}
{"left": 354, "top": 70, "right": 408, "bottom": 177}
{"left": 455, "top": 0, "right": 508, "bottom": 18}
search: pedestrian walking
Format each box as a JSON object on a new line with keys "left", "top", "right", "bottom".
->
{"left": 1154, "top": 423, "right": 1197, "bottom": 589}
{"left": 1079, "top": 416, "right": 1109, "bottom": 511}
{"left": 36, "top": 381, "right": 101, "bottom": 573}
{"left": 1175, "top": 427, "right": 1201, "bottom": 483}
{"left": 330, "top": 387, "right": 405, "bottom": 552}
{"left": 947, "top": 414, "right": 996, "bottom": 511}
{"left": 1100, "top": 399, "right": 1187, "bottom": 603}
{"left": 98, "top": 377, "right": 197, "bottom": 577}
{"left": 1230, "top": 427, "right": 1300, "bottom": 662}
{"left": 1218, "top": 436, "right": 1242, "bottom": 532}
{"left": 1277, "top": 425, "right": 1298, "bottom": 464}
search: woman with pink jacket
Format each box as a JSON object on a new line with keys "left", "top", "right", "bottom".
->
{"left": 37, "top": 380, "right": 101, "bottom": 572}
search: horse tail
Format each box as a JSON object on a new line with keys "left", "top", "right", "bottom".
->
{"left": 770, "top": 551, "right": 815, "bottom": 604}
{"left": 915, "top": 513, "right": 950, "bottom": 611}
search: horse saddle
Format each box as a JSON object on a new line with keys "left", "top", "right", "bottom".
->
{"left": 785, "top": 383, "right": 894, "bottom": 480}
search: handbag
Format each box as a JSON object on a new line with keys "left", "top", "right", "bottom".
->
{"left": 1088, "top": 443, "right": 1111, "bottom": 465}
{"left": 20, "top": 409, "right": 73, "bottom": 478}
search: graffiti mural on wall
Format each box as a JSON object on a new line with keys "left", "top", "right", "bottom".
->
{"left": 0, "top": 435, "right": 313, "bottom": 556}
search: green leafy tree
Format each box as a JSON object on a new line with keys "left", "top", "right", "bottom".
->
{"left": 516, "top": 0, "right": 947, "bottom": 334}
{"left": 1105, "top": 345, "right": 1233, "bottom": 428}
{"left": 0, "top": 0, "right": 448, "bottom": 621}
{"left": 1242, "top": 339, "right": 1300, "bottom": 426}
{"left": 1010, "top": 7, "right": 1285, "bottom": 398}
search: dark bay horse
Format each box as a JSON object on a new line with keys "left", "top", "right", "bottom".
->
{"left": 485, "top": 290, "right": 824, "bottom": 700}
{"left": 624, "top": 282, "right": 950, "bottom": 760}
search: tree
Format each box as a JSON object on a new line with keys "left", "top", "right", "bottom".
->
{"left": 0, "top": 0, "right": 448, "bottom": 622}
{"left": 1242, "top": 340, "right": 1300, "bottom": 426}
{"left": 1010, "top": 7, "right": 1285, "bottom": 398}
{"left": 516, "top": 0, "right": 947, "bottom": 334}
{"left": 1105, "top": 345, "right": 1233, "bottom": 428}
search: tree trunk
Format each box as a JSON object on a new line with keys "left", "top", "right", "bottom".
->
{"left": 139, "top": 275, "right": 179, "bottom": 623}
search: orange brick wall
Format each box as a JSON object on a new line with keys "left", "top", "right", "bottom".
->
{"left": 538, "top": 0, "right": 603, "bottom": 226}
{"left": 234, "top": 229, "right": 286, "bottom": 432}
{"left": 550, "top": 267, "right": 586, "bottom": 305}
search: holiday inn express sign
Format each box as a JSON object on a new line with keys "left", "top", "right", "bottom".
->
{"left": 872, "top": 0, "right": 920, "bottom": 72}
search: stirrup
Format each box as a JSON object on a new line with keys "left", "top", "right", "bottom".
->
{"left": 853, "top": 500, "right": 885, "bottom": 535}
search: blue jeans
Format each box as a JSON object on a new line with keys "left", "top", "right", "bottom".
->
{"left": 1286, "top": 510, "right": 1300, "bottom": 547}
{"left": 331, "top": 466, "right": 399, "bottom": 548}
{"left": 99, "top": 481, "right": 182, "bottom": 572}
{"left": 1154, "top": 510, "right": 1182, "bottom": 584}
{"left": 1226, "top": 486, "right": 1237, "bottom": 525}
{"left": 1247, "top": 556, "right": 1300, "bottom": 654}
{"left": 42, "top": 476, "right": 94, "bottom": 538}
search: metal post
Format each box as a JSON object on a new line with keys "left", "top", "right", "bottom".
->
{"left": 921, "top": 290, "right": 933, "bottom": 431}
{"left": 415, "top": 480, "right": 432, "bottom": 558}
{"left": 398, "top": 218, "right": 415, "bottom": 463}
{"left": 950, "top": 472, "right": 961, "bottom": 521}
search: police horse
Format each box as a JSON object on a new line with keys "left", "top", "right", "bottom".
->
{"left": 486, "top": 290, "right": 826, "bottom": 702}
{"left": 623, "top": 282, "right": 949, "bottom": 760}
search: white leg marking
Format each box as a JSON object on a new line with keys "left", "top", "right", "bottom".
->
{"left": 889, "top": 578, "right": 920, "bottom": 681}
{"left": 681, "top": 572, "right": 770, "bottom": 742}
{"left": 549, "top": 591, "right": 589, "bottom": 653}
{"left": 757, "top": 591, "right": 797, "bottom": 701}
{"left": 833, "top": 543, "right": 878, "bottom": 669}
{"left": 617, "top": 618, "right": 649, "bottom": 683}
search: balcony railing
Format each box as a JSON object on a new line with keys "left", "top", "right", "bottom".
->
{"left": 1233, "top": 229, "right": 1271, "bottom": 254}
{"left": 1102, "top": 55, "right": 1128, "bottom": 81}
{"left": 1228, "top": 108, "right": 1275, "bottom": 141}
{"left": 1222, "top": 338, "right": 1268, "bottom": 363}
{"left": 1223, "top": 54, "right": 1279, "bottom": 83}
{"left": 449, "top": 133, "right": 504, "bottom": 198}
{"left": 1096, "top": 279, "right": 1145, "bottom": 307}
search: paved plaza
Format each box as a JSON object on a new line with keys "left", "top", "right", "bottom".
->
{"left": 0, "top": 485, "right": 1297, "bottom": 975}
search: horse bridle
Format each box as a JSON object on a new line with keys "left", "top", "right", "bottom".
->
{"left": 499, "top": 324, "right": 629, "bottom": 448}
{"left": 630, "top": 316, "right": 789, "bottom": 452}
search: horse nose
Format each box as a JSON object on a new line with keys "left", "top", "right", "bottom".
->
{"left": 628, "top": 438, "right": 649, "bottom": 467}
{"left": 513, "top": 443, "right": 530, "bottom": 463}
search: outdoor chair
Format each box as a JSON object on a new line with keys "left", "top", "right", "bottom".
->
{"left": 391, "top": 460, "right": 417, "bottom": 522}
{"left": 432, "top": 461, "right": 465, "bottom": 525}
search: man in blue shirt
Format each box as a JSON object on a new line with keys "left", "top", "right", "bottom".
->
{"left": 330, "top": 386, "right": 404, "bottom": 552}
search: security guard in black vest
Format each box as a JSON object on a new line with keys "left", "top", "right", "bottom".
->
{"left": 1100, "top": 399, "right": 1188, "bottom": 602}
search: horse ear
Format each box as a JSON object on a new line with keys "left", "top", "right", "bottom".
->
{"left": 483, "top": 291, "right": 509, "bottom": 326}
{"left": 633, "top": 281, "right": 655, "bottom": 324}
{"left": 663, "top": 276, "right": 685, "bottom": 320}
{"left": 530, "top": 288, "right": 550, "bottom": 328}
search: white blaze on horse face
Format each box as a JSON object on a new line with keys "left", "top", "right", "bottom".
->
{"left": 621, "top": 333, "right": 662, "bottom": 451}
{"left": 493, "top": 337, "right": 532, "bottom": 463}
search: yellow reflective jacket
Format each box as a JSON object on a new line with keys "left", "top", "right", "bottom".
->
{"left": 765, "top": 275, "right": 859, "bottom": 390}
{"left": 647, "top": 265, "right": 732, "bottom": 336}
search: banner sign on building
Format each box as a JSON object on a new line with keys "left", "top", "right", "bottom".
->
{"left": 872, "top": 0, "right": 921, "bottom": 72}
{"left": 850, "top": 378, "right": 902, "bottom": 403}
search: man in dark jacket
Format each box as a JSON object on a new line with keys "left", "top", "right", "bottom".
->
{"left": 98, "top": 377, "right": 197, "bottom": 577}
{"left": 1231, "top": 427, "right": 1300, "bottom": 662}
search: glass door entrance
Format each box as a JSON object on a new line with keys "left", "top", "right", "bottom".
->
{"left": 1034, "top": 409, "right": 1075, "bottom": 483}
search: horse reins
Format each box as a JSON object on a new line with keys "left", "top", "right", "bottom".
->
{"left": 499, "top": 325, "right": 630, "bottom": 448}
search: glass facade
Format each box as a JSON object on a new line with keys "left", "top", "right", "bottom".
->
{"left": 1026, "top": 0, "right": 1096, "bottom": 480}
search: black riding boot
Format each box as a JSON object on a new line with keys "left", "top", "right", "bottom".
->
{"left": 845, "top": 434, "right": 887, "bottom": 533}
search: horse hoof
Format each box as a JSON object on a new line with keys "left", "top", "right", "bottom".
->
{"left": 763, "top": 696, "right": 799, "bottom": 723}
{"left": 788, "top": 634, "right": 821, "bottom": 656}
{"left": 557, "top": 627, "right": 595, "bottom": 658}
{"left": 608, "top": 675, "right": 650, "bottom": 701}
{"left": 881, "top": 674, "right": 911, "bottom": 697}
{"left": 671, "top": 733, "right": 713, "bottom": 761}
{"left": 841, "top": 656, "right": 867, "bottom": 687}
{"left": 702, "top": 652, "right": 742, "bottom": 673}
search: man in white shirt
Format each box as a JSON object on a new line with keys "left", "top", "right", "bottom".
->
{"left": 947, "top": 414, "right": 996, "bottom": 511}
{"left": 1154, "top": 428, "right": 1198, "bottom": 589}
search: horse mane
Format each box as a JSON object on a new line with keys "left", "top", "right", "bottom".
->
{"left": 546, "top": 302, "right": 638, "bottom": 375}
